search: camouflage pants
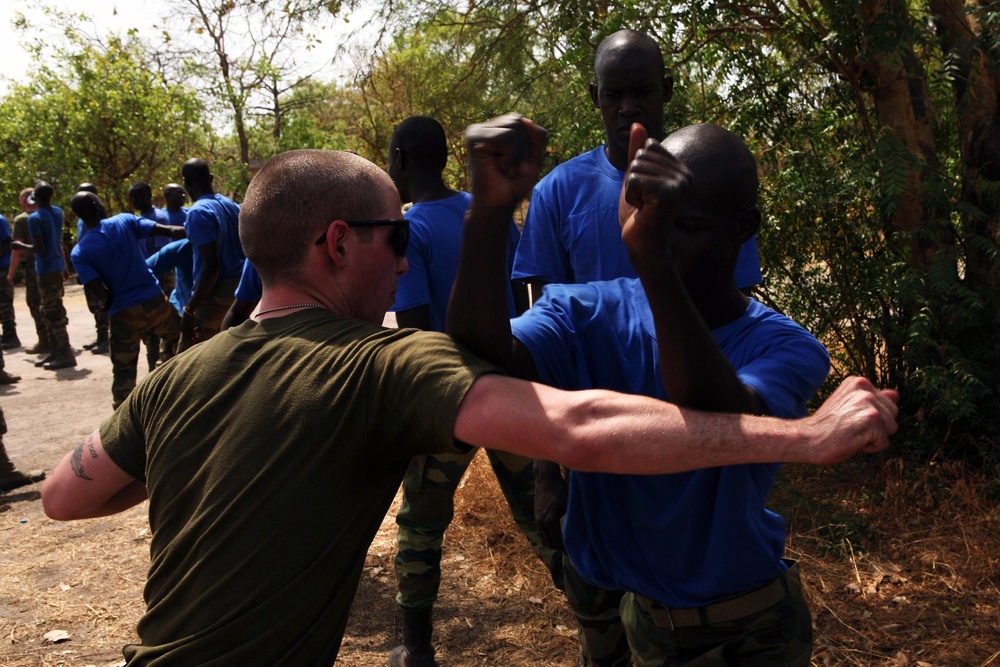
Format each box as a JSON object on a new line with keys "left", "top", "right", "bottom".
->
{"left": 0, "top": 273, "right": 15, "bottom": 329}
{"left": 564, "top": 555, "right": 632, "bottom": 666}
{"left": 394, "top": 449, "right": 562, "bottom": 611}
{"left": 22, "top": 262, "right": 45, "bottom": 343}
{"left": 619, "top": 563, "right": 812, "bottom": 667}
{"left": 176, "top": 276, "right": 239, "bottom": 352}
{"left": 142, "top": 269, "right": 178, "bottom": 366}
{"left": 37, "top": 272, "right": 70, "bottom": 351}
{"left": 84, "top": 282, "right": 110, "bottom": 340}
{"left": 109, "top": 296, "right": 180, "bottom": 407}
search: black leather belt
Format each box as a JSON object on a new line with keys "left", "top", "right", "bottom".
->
{"left": 634, "top": 561, "right": 801, "bottom": 630}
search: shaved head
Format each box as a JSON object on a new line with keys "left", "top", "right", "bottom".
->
{"left": 240, "top": 149, "right": 395, "bottom": 283}
{"left": 595, "top": 30, "right": 665, "bottom": 83}
{"left": 662, "top": 123, "right": 759, "bottom": 218}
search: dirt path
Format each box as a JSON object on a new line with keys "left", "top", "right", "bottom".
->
{"left": 0, "top": 285, "right": 571, "bottom": 667}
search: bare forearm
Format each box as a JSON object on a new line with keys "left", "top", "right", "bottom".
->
{"left": 455, "top": 375, "right": 896, "bottom": 474}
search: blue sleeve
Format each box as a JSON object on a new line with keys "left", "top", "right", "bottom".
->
{"left": 0, "top": 217, "right": 10, "bottom": 241}
{"left": 510, "top": 286, "right": 588, "bottom": 390}
{"left": 71, "top": 245, "right": 100, "bottom": 287}
{"left": 233, "top": 259, "right": 262, "bottom": 302}
{"left": 512, "top": 186, "right": 573, "bottom": 283}
{"left": 131, "top": 215, "right": 156, "bottom": 239}
{"left": 735, "top": 325, "right": 830, "bottom": 419}
{"left": 186, "top": 206, "right": 216, "bottom": 248}
{"left": 392, "top": 220, "right": 432, "bottom": 312}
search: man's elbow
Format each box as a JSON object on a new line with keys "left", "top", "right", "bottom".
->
{"left": 41, "top": 480, "right": 78, "bottom": 521}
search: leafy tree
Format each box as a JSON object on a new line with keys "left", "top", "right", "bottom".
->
{"left": 0, "top": 9, "right": 209, "bottom": 215}
{"left": 365, "top": 0, "right": 999, "bottom": 463}
{"left": 162, "top": 0, "right": 347, "bottom": 177}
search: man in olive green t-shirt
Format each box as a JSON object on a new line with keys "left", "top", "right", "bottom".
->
{"left": 41, "top": 141, "right": 897, "bottom": 666}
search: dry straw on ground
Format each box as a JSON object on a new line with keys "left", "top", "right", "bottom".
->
{"left": 2, "top": 286, "right": 998, "bottom": 665}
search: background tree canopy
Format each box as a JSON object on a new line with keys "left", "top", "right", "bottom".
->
{"left": 1, "top": 0, "right": 996, "bottom": 464}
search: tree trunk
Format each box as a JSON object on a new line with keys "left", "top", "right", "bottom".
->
{"left": 930, "top": 0, "right": 1000, "bottom": 291}
{"left": 855, "top": 0, "right": 948, "bottom": 271}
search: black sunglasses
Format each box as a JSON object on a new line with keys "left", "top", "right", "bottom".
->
{"left": 315, "top": 219, "right": 410, "bottom": 258}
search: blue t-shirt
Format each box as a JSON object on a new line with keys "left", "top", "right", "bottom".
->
{"left": 71, "top": 214, "right": 164, "bottom": 316}
{"left": 137, "top": 207, "right": 173, "bottom": 258}
{"left": 0, "top": 215, "right": 11, "bottom": 270}
{"left": 28, "top": 205, "right": 67, "bottom": 275}
{"left": 185, "top": 194, "right": 244, "bottom": 286}
{"left": 511, "top": 280, "right": 829, "bottom": 607}
{"left": 164, "top": 207, "right": 188, "bottom": 228}
{"left": 391, "top": 191, "right": 521, "bottom": 331}
{"left": 146, "top": 239, "right": 194, "bottom": 315}
{"left": 513, "top": 146, "right": 762, "bottom": 288}
{"left": 234, "top": 258, "right": 262, "bottom": 303}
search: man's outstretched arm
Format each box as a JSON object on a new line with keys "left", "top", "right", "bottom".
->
{"left": 454, "top": 374, "right": 898, "bottom": 474}
{"left": 43, "top": 430, "right": 147, "bottom": 521}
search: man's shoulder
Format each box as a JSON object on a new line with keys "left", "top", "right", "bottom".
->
{"left": 539, "top": 146, "right": 606, "bottom": 181}
{"left": 406, "top": 192, "right": 469, "bottom": 228}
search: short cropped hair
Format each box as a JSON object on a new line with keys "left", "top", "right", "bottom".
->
{"left": 240, "top": 149, "right": 391, "bottom": 283}
{"left": 129, "top": 180, "right": 152, "bottom": 196}
{"left": 390, "top": 116, "right": 448, "bottom": 173}
{"left": 595, "top": 29, "right": 665, "bottom": 81}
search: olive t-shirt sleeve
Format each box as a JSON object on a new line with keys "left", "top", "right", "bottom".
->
{"left": 100, "top": 399, "right": 149, "bottom": 483}
{"left": 366, "top": 330, "right": 498, "bottom": 460}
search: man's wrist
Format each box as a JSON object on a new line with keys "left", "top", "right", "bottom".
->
{"left": 183, "top": 306, "right": 196, "bottom": 318}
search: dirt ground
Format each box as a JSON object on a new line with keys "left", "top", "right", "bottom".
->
{"left": 1, "top": 284, "right": 998, "bottom": 666}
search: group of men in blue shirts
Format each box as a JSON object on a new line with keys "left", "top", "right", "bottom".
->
{"left": 0, "top": 157, "right": 243, "bottom": 410}
{"left": 385, "top": 28, "right": 829, "bottom": 667}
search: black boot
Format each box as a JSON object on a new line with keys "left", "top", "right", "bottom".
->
{"left": 1, "top": 325, "right": 21, "bottom": 350}
{"left": 388, "top": 608, "right": 439, "bottom": 667}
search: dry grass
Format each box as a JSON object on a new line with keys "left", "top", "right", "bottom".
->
{"left": 3, "top": 450, "right": 998, "bottom": 666}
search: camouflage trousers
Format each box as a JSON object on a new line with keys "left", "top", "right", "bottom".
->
{"left": 394, "top": 449, "right": 562, "bottom": 611}
{"left": 37, "top": 272, "right": 70, "bottom": 351}
{"left": 84, "top": 281, "right": 110, "bottom": 340}
{"left": 21, "top": 262, "right": 45, "bottom": 343}
{"left": 142, "top": 270, "right": 178, "bottom": 367}
{"left": 0, "top": 273, "right": 15, "bottom": 329}
{"left": 176, "top": 276, "right": 239, "bottom": 352}
{"left": 564, "top": 554, "right": 632, "bottom": 666}
{"left": 110, "top": 296, "right": 180, "bottom": 408}
{"left": 619, "top": 563, "right": 812, "bottom": 667}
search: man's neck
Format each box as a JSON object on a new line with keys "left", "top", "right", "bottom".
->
{"left": 410, "top": 176, "right": 455, "bottom": 204}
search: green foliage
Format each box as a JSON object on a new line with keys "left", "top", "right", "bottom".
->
{"left": 0, "top": 12, "right": 209, "bottom": 213}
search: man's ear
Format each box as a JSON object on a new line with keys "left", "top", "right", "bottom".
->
{"left": 662, "top": 75, "right": 674, "bottom": 104}
{"left": 396, "top": 147, "right": 406, "bottom": 171}
{"left": 324, "top": 220, "right": 351, "bottom": 268}
{"left": 736, "top": 207, "right": 761, "bottom": 244}
{"left": 589, "top": 82, "right": 600, "bottom": 109}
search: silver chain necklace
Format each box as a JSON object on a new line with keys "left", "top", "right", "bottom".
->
{"left": 255, "top": 303, "right": 329, "bottom": 317}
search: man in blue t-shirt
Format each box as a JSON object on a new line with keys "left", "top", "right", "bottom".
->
{"left": 13, "top": 181, "right": 75, "bottom": 370}
{"left": 179, "top": 158, "right": 244, "bottom": 350}
{"left": 129, "top": 180, "right": 175, "bottom": 370}
{"left": 451, "top": 116, "right": 831, "bottom": 666}
{"left": 70, "top": 192, "right": 186, "bottom": 407}
{"left": 146, "top": 239, "right": 194, "bottom": 317}
{"left": 512, "top": 31, "right": 766, "bottom": 665}
{"left": 384, "top": 116, "right": 557, "bottom": 667}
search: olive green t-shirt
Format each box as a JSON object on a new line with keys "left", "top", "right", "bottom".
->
{"left": 101, "top": 309, "right": 496, "bottom": 666}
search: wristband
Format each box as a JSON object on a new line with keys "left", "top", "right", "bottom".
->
{"left": 183, "top": 306, "right": 195, "bottom": 317}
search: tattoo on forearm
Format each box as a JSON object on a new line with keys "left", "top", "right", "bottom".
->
{"left": 70, "top": 434, "right": 99, "bottom": 481}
